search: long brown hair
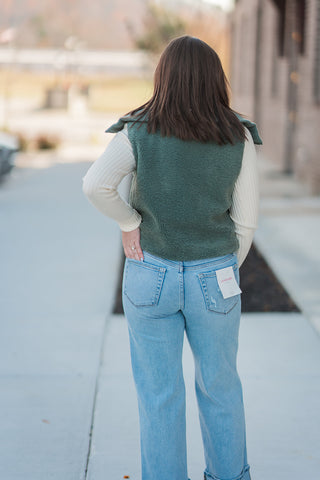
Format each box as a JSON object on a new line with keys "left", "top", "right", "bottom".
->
{"left": 126, "top": 35, "right": 246, "bottom": 144}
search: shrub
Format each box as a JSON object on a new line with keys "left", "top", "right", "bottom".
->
{"left": 33, "top": 133, "right": 60, "bottom": 150}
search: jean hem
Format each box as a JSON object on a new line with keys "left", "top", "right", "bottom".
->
{"left": 204, "top": 463, "right": 251, "bottom": 480}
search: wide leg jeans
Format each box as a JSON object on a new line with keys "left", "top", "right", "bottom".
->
{"left": 122, "top": 250, "right": 251, "bottom": 480}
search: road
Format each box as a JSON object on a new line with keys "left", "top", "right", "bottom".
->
{"left": 0, "top": 48, "right": 149, "bottom": 74}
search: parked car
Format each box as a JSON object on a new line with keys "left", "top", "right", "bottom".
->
{"left": 0, "top": 131, "right": 19, "bottom": 178}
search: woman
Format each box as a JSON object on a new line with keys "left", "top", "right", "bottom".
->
{"left": 82, "top": 36, "right": 262, "bottom": 480}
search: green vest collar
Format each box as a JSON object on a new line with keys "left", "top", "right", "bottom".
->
{"left": 105, "top": 114, "right": 145, "bottom": 134}
{"left": 105, "top": 113, "right": 263, "bottom": 145}
{"left": 235, "top": 113, "right": 263, "bottom": 145}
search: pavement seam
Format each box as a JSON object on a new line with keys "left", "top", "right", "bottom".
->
{"left": 84, "top": 313, "right": 112, "bottom": 480}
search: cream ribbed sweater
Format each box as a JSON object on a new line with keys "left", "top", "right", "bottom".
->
{"left": 82, "top": 126, "right": 259, "bottom": 267}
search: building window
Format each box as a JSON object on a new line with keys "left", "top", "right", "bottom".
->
{"left": 273, "top": 0, "right": 286, "bottom": 56}
{"left": 296, "top": 0, "right": 306, "bottom": 55}
{"left": 272, "top": 0, "right": 306, "bottom": 56}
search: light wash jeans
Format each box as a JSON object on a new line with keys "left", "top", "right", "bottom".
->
{"left": 122, "top": 249, "right": 251, "bottom": 480}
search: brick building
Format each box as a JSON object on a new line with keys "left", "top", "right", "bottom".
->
{"left": 230, "top": 0, "right": 320, "bottom": 194}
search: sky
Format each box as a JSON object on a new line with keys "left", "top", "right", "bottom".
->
{"left": 204, "top": 0, "right": 234, "bottom": 11}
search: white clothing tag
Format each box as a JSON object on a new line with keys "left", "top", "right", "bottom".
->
{"left": 216, "top": 266, "right": 242, "bottom": 299}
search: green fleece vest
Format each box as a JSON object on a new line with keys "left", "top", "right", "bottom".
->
{"left": 106, "top": 115, "right": 262, "bottom": 261}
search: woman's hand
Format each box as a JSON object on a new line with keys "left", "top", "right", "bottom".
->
{"left": 122, "top": 227, "right": 144, "bottom": 261}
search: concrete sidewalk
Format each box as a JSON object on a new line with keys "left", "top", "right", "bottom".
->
{"left": 255, "top": 154, "right": 320, "bottom": 336}
{"left": 87, "top": 312, "right": 320, "bottom": 480}
{"left": 0, "top": 153, "right": 319, "bottom": 480}
{"left": 0, "top": 161, "right": 121, "bottom": 479}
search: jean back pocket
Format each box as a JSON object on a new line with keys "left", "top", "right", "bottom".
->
{"left": 197, "top": 264, "right": 240, "bottom": 314}
{"left": 123, "top": 260, "right": 166, "bottom": 307}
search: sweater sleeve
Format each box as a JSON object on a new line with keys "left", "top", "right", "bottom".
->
{"left": 229, "top": 126, "right": 260, "bottom": 267}
{"left": 82, "top": 126, "right": 142, "bottom": 232}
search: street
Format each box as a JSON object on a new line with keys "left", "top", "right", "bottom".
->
{"left": 0, "top": 48, "right": 148, "bottom": 74}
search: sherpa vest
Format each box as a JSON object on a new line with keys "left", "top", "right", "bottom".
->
{"left": 106, "top": 114, "right": 262, "bottom": 261}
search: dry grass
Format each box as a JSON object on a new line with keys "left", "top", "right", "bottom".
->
{"left": 89, "top": 76, "right": 153, "bottom": 112}
{"left": 0, "top": 69, "right": 153, "bottom": 112}
{"left": 0, "top": 69, "right": 56, "bottom": 104}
